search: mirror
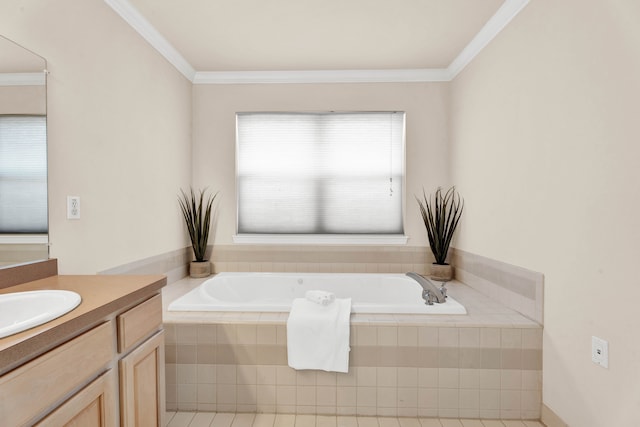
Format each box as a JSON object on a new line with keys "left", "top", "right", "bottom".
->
{"left": 0, "top": 35, "right": 48, "bottom": 267}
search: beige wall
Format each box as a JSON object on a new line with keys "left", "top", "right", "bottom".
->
{"left": 5, "top": 1, "right": 639, "bottom": 423}
{"left": 192, "top": 82, "right": 450, "bottom": 246}
{"left": 450, "top": 0, "right": 640, "bottom": 425}
{"left": 0, "top": 0, "right": 193, "bottom": 274}
{"left": 0, "top": 85, "right": 45, "bottom": 115}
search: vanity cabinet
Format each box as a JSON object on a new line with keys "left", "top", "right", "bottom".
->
{"left": 0, "top": 321, "right": 114, "bottom": 426}
{"left": 120, "top": 331, "right": 165, "bottom": 426}
{"left": 0, "top": 287, "right": 165, "bottom": 427}
{"left": 117, "top": 294, "right": 165, "bottom": 426}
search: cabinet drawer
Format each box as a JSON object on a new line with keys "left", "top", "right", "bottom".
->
{"left": 117, "top": 294, "right": 162, "bottom": 353}
{"left": 0, "top": 322, "right": 114, "bottom": 427}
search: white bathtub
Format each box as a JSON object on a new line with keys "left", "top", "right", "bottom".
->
{"left": 168, "top": 272, "right": 467, "bottom": 315}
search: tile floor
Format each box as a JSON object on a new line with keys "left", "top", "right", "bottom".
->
{"left": 164, "top": 412, "right": 546, "bottom": 427}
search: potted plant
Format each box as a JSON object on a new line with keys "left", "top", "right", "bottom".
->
{"left": 178, "top": 188, "right": 218, "bottom": 278}
{"left": 416, "top": 186, "right": 464, "bottom": 281}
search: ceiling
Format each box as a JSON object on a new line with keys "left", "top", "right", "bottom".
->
{"left": 105, "top": 0, "right": 529, "bottom": 83}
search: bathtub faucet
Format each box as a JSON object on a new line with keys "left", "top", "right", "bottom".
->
{"left": 406, "top": 272, "right": 447, "bottom": 305}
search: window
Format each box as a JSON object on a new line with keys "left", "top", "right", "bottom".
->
{"left": 0, "top": 115, "right": 47, "bottom": 234}
{"left": 236, "top": 112, "right": 405, "bottom": 239}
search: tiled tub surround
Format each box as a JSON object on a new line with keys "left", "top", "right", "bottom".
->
{"left": 95, "top": 245, "right": 434, "bottom": 289}
{"left": 163, "top": 279, "right": 542, "bottom": 420}
{"left": 209, "top": 246, "right": 543, "bottom": 325}
{"left": 95, "top": 246, "right": 543, "bottom": 326}
{"left": 451, "top": 250, "right": 544, "bottom": 325}
{"left": 99, "top": 247, "right": 191, "bottom": 284}
{"left": 209, "top": 246, "right": 436, "bottom": 276}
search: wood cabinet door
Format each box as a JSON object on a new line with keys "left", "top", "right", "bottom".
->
{"left": 0, "top": 322, "right": 114, "bottom": 427}
{"left": 119, "top": 330, "right": 165, "bottom": 427}
{"left": 35, "top": 369, "right": 118, "bottom": 427}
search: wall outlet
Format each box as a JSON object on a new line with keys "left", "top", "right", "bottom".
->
{"left": 592, "top": 336, "right": 609, "bottom": 368}
{"left": 67, "top": 196, "right": 80, "bottom": 219}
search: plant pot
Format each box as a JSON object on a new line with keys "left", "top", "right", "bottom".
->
{"left": 190, "top": 261, "right": 211, "bottom": 278}
{"left": 430, "top": 263, "right": 453, "bottom": 282}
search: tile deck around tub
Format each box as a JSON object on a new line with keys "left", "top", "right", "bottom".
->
{"left": 162, "top": 277, "right": 540, "bottom": 328}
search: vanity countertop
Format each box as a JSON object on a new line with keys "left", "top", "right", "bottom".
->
{"left": 0, "top": 274, "right": 166, "bottom": 375}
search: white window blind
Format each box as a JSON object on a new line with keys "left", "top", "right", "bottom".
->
{"left": 0, "top": 115, "right": 47, "bottom": 234}
{"left": 236, "top": 112, "right": 404, "bottom": 235}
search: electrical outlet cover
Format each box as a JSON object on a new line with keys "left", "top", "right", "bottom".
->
{"left": 67, "top": 196, "right": 80, "bottom": 219}
{"left": 592, "top": 336, "right": 609, "bottom": 368}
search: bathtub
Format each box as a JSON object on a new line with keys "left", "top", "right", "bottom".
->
{"left": 168, "top": 272, "right": 467, "bottom": 314}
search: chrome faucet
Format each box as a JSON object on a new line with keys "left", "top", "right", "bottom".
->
{"left": 406, "top": 272, "right": 447, "bottom": 305}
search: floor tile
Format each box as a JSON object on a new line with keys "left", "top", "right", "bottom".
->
{"left": 233, "top": 414, "right": 257, "bottom": 427}
{"left": 318, "top": 415, "right": 338, "bottom": 427}
{"left": 337, "top": 416, "right": 359, "bottom": 427}
{"left": 296, "top": 415, "right": 317, "bottom": 427}
{"left": 212, "top": 413, "right": 236, "bottom": 427}
{"left": 190, "top": 413, "right": 216, "bottom": 427}
{"left": 167, "top": 412, "right": 196, "bottom": 427}
{"left": 357, "top": 416, "right": 380, "bottom": 427}
{"left": 274, "top": 414, "right": 296, "bottom": 427}
{"left": 165, "top": 412, "right": 177, "bottom": 427}
{"left": 398, "top": 418, "right": 421, "bottom": 427}
{"left": 254, "top": 413, "right": 277, "bottom": 427}
{"left": 169, "top": 411, "right": 545, "bottom": 427}
{"left": 378, "top": 418, "right": 400, "bottom": 427}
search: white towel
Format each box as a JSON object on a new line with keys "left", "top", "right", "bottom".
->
{"left": 286, "top": 297, "right": 351, "bottom": 373}
{"left": 305, "top": 290, "right": 336, "bottom": 306}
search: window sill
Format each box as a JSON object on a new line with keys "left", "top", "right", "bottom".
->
{"left": 232, "top": 234, "right": 408, "bottom": 245}
{"left": 0, "top": 234, "right": 48, "bottom": 244}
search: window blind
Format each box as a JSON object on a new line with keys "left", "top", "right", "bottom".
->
{"left": 0, "top": 115, "right": 47, "bottom": 233}
{"left": 236, "top": 112, "right": 404, "bottom": 235}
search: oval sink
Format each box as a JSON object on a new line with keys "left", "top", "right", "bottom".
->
{"left": 0, "top": 290, "right": 82, "bottom": 339}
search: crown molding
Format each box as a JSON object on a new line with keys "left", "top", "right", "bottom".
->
{"left": 104, "top": 0, "right": 196, "bottom": 81}
{"left": 193, "top": 68, "right": 452, "bottom": 84}
{"left": 0, "top": 72, "right": 46, "bottom": 86}
{"left": 448, "top": 0, "right": 530, "bottom": 79}
{"left": 105, "top": 0, "right": 528, "bottom": 84}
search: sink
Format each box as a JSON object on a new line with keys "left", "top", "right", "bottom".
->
{"left": 0, "top": 290, "right": 82, "bottom": 339}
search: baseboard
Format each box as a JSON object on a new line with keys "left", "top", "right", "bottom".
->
{"left": 541, "top": 403, "right": 569, "bottom": 427}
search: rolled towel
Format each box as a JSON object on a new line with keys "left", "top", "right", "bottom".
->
{"left": 305, "top": 290, "right": 336, "bottom": 306}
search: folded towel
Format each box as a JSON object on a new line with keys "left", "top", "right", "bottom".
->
{"left": 305, "top": 290, "right": 336, "bottom": 306}
{"left": 286, "top": 297, "right": 351, "bottom": 373}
